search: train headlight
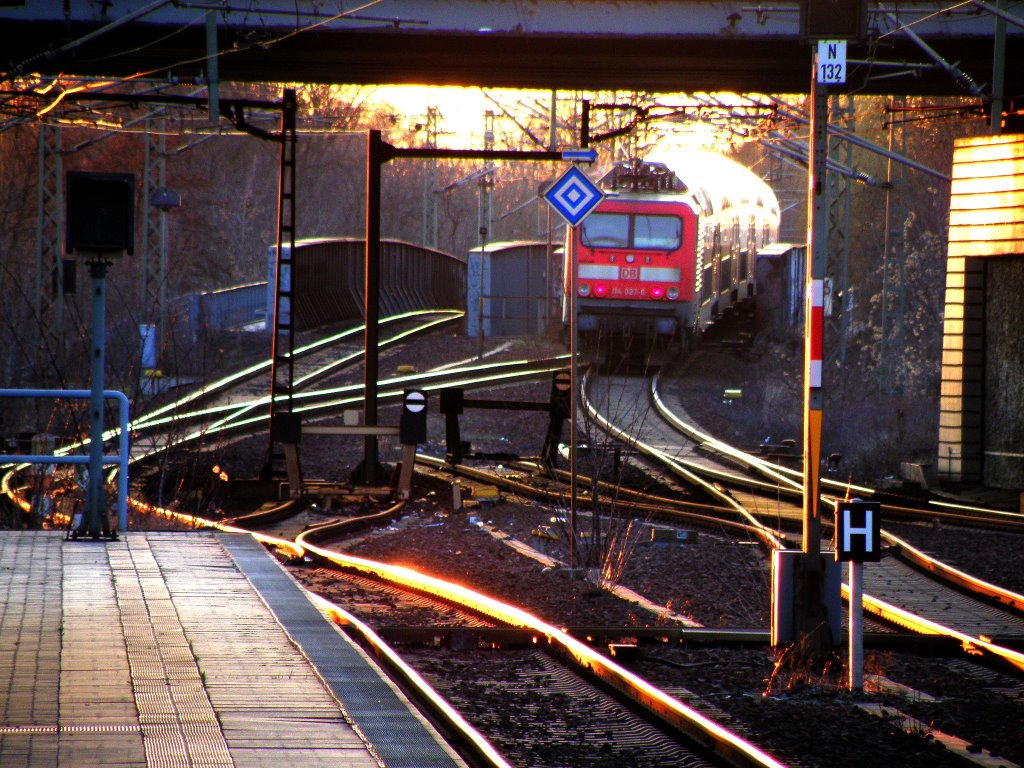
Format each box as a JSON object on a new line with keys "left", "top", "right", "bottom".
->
{"left": 625, "top": 253, "right": 635, "bottom": 263}
{"left": 651, "top": 287, "right": 665, "bottom": 299}
{"left": 667, "top": 287, "right": 679, "bottom": 300}
{"left": 593, "top": 284, "right": 607, "bottom": 297}
{"left": 578, "top": 283, "right": 591, "bottom": 297}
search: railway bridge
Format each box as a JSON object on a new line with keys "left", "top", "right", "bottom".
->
{"left": 0, "top": 1, "right": 1021, "bottom": 97}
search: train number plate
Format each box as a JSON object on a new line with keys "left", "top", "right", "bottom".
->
{"left": 619, "top": 266, "right": 640, "bottom": 280}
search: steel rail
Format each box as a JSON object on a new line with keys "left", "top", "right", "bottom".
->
{"left": 119, "top": 495, "right": 512, "bottom": 768}
{"left": 190, "top": 311, "right": 465, "bottom": 437}
{"left": 0, "top": 335, "right": 783, "bottom": 768}
{"left": 0, "top": 318, "right": 556, "bottom": 520}
{"left": 0, "top": 313, "right": 466, "bottom": 527}
{"left": 651, "top": 373, "right": 808, "bottom": 496}
{"left": 131, "top": 310, "right": 459, "bottom": 431}
{"left": 652, "top": 369, "right": 1024, "bottom": 532}
{"left": 651, "top": 370, "right": 877, "bottom": 498}
{"left": 583, "top": 374, "right": 806, "bottom": 503}
{"left": 164, "top": 362, "right": 570, "bottom": 454}
{"left": 0, "top": 312, "right": 459, "bottom": 477}
{"left": 869, "top": 499, "right": 1024, "bottom": 531}
{"left": 215, "top": 356, "right": 570, "bottom": 428}
{"left": 581, "top": 372, "right": 789, "bottom": 551}
{"left": 647, "top": 361, "right": 1024, "bottom": 673}
{"left": 413, "top": 454, "right": 781, "bottom": 543}
{"left": 306, "top": 591, "right": 515, "bottom": 768}
{"left": 108, "top": 355, "right": 791, "bottom": 768}
{"left": 514, "top": 458, "right": 743, "bottom": 515}
{"left": 882, "top": 529, "right": 1024, "bottom": 614}
{"left": 850, "top": 585, "right": 1024, "bottom": 674}
{"left": 295, "top": 530, "right": 787, "bottom": 768}
{"left": 926, "top": 497, "right": 1024, "bottom": 525}
{"left": 123, "top": 481, "right": 788, "bottom": 767}
{"left": 131, "top": 311, "right": 463, "bottom": 436}
{"left": 87, "top": 358, "right": 568, "bottom": 468}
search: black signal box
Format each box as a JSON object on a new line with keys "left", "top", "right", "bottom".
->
{"left": 800, "top": 0, "right": 867, "bottom": 42}
{"left": 66, "top": 172, "right": 136, "bottom": 255}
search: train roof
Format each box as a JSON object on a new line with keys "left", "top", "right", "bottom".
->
{"left": 757, "top": 242, "right": 807, "bottom": 258}
{"left": 627, "top": 149, "right": 780, "bottom": 223}
{"left": 598, "top": 189, "right": 701, "bottom": 211}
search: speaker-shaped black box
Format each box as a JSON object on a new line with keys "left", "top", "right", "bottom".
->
{"left": 800, "top": 0, "right": 866, "bottom": 42}
{"left": 66, "top": 171, "right": 135, "bottom": 255}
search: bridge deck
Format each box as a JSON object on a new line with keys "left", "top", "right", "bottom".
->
{"left": 0, "top": 531, "right": 465, "bottom": 768}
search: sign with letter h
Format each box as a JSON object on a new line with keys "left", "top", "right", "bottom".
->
{"left": 837, "top": 500, "right": 880, "bottom": 563}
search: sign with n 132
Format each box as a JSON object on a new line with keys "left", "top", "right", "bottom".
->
{"left": 817, "top": 40, "right": 847, "bottom": 84}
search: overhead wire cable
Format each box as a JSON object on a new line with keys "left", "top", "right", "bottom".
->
{"left": 20, "top": 0, "right": 386, "bottom": 118}
{"left": 878, "top": 0, "right": 985, "bottom": 39}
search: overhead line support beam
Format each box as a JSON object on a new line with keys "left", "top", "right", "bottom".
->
{"left": 263, "top": 88, "right": 298, "bottom": 480}
{"left": 884, "top": 12, "right": 985, "bottom": 96}
{"left": 362, "top": 135, "right": 577, "bottom": 484}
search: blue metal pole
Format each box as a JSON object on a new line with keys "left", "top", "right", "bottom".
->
{"left": 80, "top": 259, "right": 113, "bottom": 539}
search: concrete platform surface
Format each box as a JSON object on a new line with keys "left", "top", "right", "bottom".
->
{"left": 0, "top": 531, "right": 466, "bottom": 768}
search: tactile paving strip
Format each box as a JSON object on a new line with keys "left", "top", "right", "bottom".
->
{"left": 109, "top": 536, "right": 235, "bottom": 768}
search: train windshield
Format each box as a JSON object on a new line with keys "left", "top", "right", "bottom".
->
{"left": 580, "top": 213, "right": 630, "bottom": 248}
{"left": 580, "top": 213, "right": 681, "bottom": 250}
{"left": 634, "top": 215, "right": 682, "bottom": 249}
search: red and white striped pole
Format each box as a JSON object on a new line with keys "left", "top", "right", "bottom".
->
{"left": 803, "top": 59, "right": 829, "bottom": 558}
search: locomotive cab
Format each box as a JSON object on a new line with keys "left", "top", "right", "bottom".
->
{"left": 562, "top": 153, "right": 779, "bottom": 366}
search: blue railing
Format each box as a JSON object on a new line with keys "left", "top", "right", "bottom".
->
{"left": 0, "top": 389, "right": 130, "bottom": 531}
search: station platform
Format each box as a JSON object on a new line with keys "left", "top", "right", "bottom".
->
{"left": 0, "top": 530, "right": 467, "bottom": 768}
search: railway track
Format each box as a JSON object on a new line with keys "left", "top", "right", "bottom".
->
{"left": 1, "top": 312, "right": 567, "bottom": 515}
{"left": 117, "top": 486, "right": 790, "bottom": 768}
{"left": 294, "top": 564, "right": 746, "bottom": 768}
{"left": 581, "top": 367, "right": 1024, "bottom": 675}
{"left": 3, "top": 325, "right": 793, "bottom": 768}
{"left": 12, "top": 325, "right": 1024, "bottom": 768}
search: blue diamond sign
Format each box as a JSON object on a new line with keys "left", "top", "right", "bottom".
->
{"left": 544, "top": 165, "right": 604, "bottom": 227}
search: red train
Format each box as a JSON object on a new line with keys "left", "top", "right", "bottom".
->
{"left": 562, "top": 152, "right": 780, "bottom": 357}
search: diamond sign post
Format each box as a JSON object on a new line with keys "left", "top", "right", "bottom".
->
{"left": 543, "top": 165, "right": 604, "bottom": 227}
{"left": 543, "top": 163, "right": 603, "bottom": 568}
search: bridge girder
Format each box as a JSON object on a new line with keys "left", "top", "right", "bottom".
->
{"left": 0, "top": 2, "right": 1020, "bottom": 97}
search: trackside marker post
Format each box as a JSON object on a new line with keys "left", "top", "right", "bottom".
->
{"left": 837, "top": 500, "right": 881, "bottom": 692}
{"left": 397, "top": 389, "right": 428, "bottom": 499}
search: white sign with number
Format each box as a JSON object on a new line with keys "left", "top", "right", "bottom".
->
{"left": 817, "top": 40, "right": 847, "bottom": 85}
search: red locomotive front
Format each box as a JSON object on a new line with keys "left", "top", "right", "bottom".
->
{"left": 563, "top": 161, "right": 701, "bottom": 349}
{"left": 562, "top": 155, "right": 779, "bottom": 363}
